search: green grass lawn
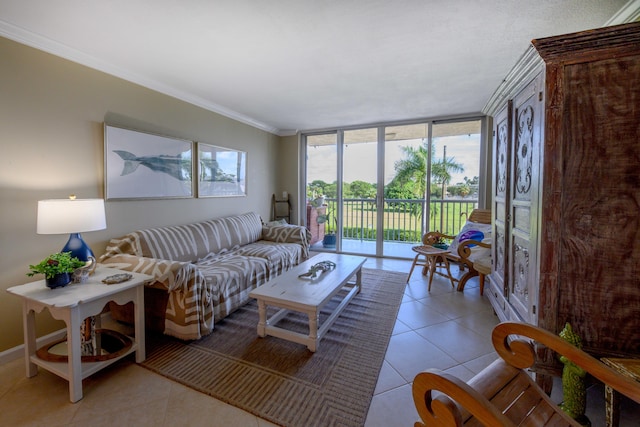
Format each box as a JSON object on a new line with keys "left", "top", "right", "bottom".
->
{"left": 322, "top": 199, "right": 477, "bottom": 242}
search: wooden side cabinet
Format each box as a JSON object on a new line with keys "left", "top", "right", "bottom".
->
{"left": 484, "top": 22, "right": 640, "bottom": 361}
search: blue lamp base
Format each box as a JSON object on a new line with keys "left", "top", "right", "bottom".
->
{"left": 62, "top": 233, "right": 95, "bottom": 262}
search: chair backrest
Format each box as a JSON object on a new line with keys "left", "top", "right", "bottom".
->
{"left": 467, "top": 209, "right": 491, "bottom": 224}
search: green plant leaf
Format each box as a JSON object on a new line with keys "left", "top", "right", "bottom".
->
{"left": 27, "top": 252, "right": 86, "bottom": 279}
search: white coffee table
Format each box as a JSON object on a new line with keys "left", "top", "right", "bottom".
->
{"left": 249, "top": 253, "right": 367, "bottom": 352}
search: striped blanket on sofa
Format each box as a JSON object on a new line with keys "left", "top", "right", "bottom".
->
{"left": 99, "top": 212, "right": 311, "bottom": 340}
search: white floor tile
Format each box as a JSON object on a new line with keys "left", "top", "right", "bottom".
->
{"left": 3, "top": 258, "right": 639, "bottom": 426}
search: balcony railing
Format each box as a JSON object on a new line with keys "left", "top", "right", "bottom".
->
{"left": 322, "top": 198, "right": 478, "bottom": 243}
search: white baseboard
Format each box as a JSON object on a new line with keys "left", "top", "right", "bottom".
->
{"left": 0, "top": 329, "right": 66, "bottom": 366}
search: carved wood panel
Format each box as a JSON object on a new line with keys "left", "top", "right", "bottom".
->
{"left": 496, "top": 120, "right": 508, "bottom": 197}
{"left": 507, "top": 74, "right": 542, "bottom": 324}
{"left": 491, "top": 105, "right": 511, "bottom": 300}
{"left": 510, "top": 236, "right": 531, "bottom": 321}
{"left": 514, "top": 105, "right": 533, "bottom": 200}
{"left": 495, "top": 229, "right": 505, "bottom": 279}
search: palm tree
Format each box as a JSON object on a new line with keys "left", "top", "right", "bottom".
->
{"left": 393, "top": 144, "right": 429, "bottom": 199}
{"left": 393, "top": 141, "right": 464, "bottom": 200}
{"left": 432, "top": 145, "right": 464, "bottom": 200}
{"left": 393, "top": 141, "right": 464, "bottom": 230}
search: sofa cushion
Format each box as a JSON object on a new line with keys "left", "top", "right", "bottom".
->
{"left": 196, "top": 252, "right": 269, "bottom": 321}
{"left": 234, "top": 241, "right": 302, "bottom": 277}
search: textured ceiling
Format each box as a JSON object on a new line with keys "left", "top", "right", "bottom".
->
{"left": 0, "top": 0, "right": 631, "bottom": 135}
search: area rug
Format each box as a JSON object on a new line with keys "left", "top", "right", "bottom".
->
{"left": 141, "top": 268, "right": 407, "bottom": 427}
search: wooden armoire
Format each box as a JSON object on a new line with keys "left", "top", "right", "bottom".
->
{"left": 483, "top": 21, "right": 640, "bottom": 365}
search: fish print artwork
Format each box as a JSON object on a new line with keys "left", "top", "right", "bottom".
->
{"left": 113, "top": 150, "right": 192, "bottom": 181}
{"left": 105, "top": 125, "right": 194, "bottom": 199}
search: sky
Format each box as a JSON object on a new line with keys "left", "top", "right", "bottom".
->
{"left": 307, "top": 134, "right": 481, "bottom": 187}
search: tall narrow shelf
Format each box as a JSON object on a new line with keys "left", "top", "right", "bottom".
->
{"left": 271, "top": 193, "right": 291, "bottom": 223}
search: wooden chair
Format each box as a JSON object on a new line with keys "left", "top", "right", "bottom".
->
{"left": 421, "top": 209, "right": 491, "bottom": 291}
{"left": 457, "top": 239, "right": 491, "bottom": 295}
{"left": 413, "top": 322, "right": 640, "bottom": 426}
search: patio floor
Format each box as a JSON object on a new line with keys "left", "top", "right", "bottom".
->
{"left": 310, "top": 238, "right": 418, "bottom": 259}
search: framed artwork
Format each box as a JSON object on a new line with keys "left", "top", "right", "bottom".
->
{"left": 104, "top": 124, "right": 194, "bottom": 200}
{"left": 197, "top": 143, "right": 247, "bottom": 197}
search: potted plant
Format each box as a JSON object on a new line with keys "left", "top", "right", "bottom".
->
{"left": 27, "top": 251, "right": 86, "bottom": 289}
{"left": 309, "top": 195, "right": 326, "bottom": 208}
{"left": 433, "top": 235, "right": 449, "bottom": 250}
{"left": 316, "top": 208, "right": 337, "bottom": 249}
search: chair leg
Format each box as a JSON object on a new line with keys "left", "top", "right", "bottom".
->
{"left": 427, "top": 256, "right": 436, "bottom": 291}
{"left": 441, "top": 256, "right": 456, "bottom": 289}
{"left": 479, "top": 273, "right": 485, "bottom": 296}
{"left": 407, "top": 254, "right": 420, "bottom": 283}
{"left": 421, "top": 260, "right": 430, "bottom": 276}
{"left": 457, "top": 269, "right": 478, "bottom": 292}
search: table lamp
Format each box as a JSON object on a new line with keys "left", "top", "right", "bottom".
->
{"left": 37, "top": 196, "right": 107, "bottom": 261}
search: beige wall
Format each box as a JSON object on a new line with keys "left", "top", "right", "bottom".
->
{"left": 0, "top": 37, "right": 291, "bottom": 352}
{"left": 276, "top": 134, "right": 301, "bottom": 223}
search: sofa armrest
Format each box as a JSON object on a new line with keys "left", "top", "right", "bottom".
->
{"left": 262, "top": 224, "right": 312, "bottom": 259}
{"left": 101, "top": 253, "right": 212, "bottom": 340}
{"left": 100, "top": 253, "right": 194, "bottom": 292}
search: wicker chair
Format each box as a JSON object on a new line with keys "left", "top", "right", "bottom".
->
{"left": 413, "top": 322, "right": 640, "bottom": 426}
{"left": 457, "top": 239, "right": 491, "bottom": 295}
{"left": 420, "top": 209, "right": 491, "bottom": 291}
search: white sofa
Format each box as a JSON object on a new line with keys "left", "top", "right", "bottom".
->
{"left": 99, "top": 212, "right": 311, "bottom": 340}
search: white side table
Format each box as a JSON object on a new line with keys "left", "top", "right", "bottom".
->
{"left": 6, "top": 266, "right": 152, "bottom": 403}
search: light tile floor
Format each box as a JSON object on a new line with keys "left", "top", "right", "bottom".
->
{"left": 0, "top": 257, "right": 638, "bottom": 426}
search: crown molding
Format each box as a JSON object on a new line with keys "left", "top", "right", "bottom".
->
{"left": 605, "top": 0, "right": 640, "bottom": 26}
{"left": 483, "top": 1, "right": 640, "bottom": 117}
{"left": 482, "top": 46, "right": 543, "bottom": 116}
{"left": 0, "top": 19, "right": 282, "bottom": 136}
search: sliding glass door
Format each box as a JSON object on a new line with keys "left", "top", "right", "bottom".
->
{"left": 305, "top": 133, "right": 337, "bottom": 251}
{"left": 430, "top": 121, "right": 482, "bottom": 235}
{"left": 342, "top": 128, "right": 379, "bottom": 256}
{"left": 304, "top": 118, "right": 483, "bottom": 258}
{"left": 383, "top": 124, "right": 429, "bottom": 257}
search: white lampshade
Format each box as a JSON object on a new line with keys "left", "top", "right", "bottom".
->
{"left": 37, "top": 198, "right": 107, "bottom": 234}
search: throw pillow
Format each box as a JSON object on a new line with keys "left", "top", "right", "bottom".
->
{"left": 448, "top": 220, "right": 492, "bottom": 256}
